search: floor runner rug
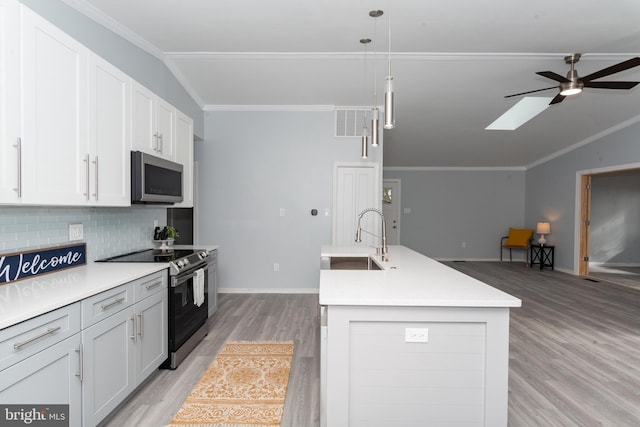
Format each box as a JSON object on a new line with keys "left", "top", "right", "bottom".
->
{"left": 170, "top": 341, "right": 294, "bottom": 427}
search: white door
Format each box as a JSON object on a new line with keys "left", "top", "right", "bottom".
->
{"left": 131, "top": 82, "right": 157, "bottom": 155}
{"left": 333, "top": 163, "right": 380, "bottom": 246}
{"left": 382, "top": 179, "right": 401, "bottom": 245}
{"left": 88, "top": 53, "right": 131, "bottom": 206}
{"left": 0, "top": 334, "right": 82, "bottom": 427}
{"left": 0, "top": 0, "right": 20, "bottom": 203}
{"left": 82, "top": 306, "right": 135, "bottom": 427}
{"left": 21, "top": 7, "right": 89, "bottom": 205}
{"left": 173, "top": 109, "right": 194, "bottom": 207}
{"left": 155, "top": 96, "right": 176, "bottom": 160}
{"left": 134, "top": 291, "right": 167, "bottom": 386}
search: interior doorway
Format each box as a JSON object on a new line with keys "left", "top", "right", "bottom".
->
{"left": 578, "top": 166, "right": 640, "bottom": 290}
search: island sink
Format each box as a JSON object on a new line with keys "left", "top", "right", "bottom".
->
{"left": 321, "top": 256, "right": 383, "bottom": 270}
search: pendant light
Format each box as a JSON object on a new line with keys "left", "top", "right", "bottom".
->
{"left": 360, "top": 38, "right": 371, "bottom": 159}
{"left": 369, "top": 10, "right": 383, "bottom": 147}
{"left": 384, "top": 1, "right": 395, "bottom": 129}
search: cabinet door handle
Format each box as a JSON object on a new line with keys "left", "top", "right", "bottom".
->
{"left": 75, "top": 343, "right": 84, "bottom": 381}
{"left": 158, "top": 133, "right": 163, "bottom": 154}
{"left": 83, "top": 154, "right": 90, "bottom": 200}
{"left": 137, "top": 313, "right": 144, "bottom": 339}
{"left": 144, "top": 281, "right": 161, "bottom": 291}
{"left": 153, "top": 132, "right": 159, "bottom": 152}
{"left": 100, "top": 297, "right": 125, "bottom": 310}
{"left": 13, "top": 326, "right": 61, "bottom": 350}
{"left": 13, "top": 137, "right": 22, "bottom": 198}
{"left": 130, "top": 315, "right": 137, "bottom": 342}
{"left": 92, "top": 156, "right": 99, "bottom": 201}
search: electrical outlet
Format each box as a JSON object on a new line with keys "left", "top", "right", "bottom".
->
{"left": 69, "top": 224, "right": 84, "bottom": 241}
{"left": 273, "top": 263, "right": 280, "bottom": 272}
{"left": 279, "top": 208, "right": 285, "bottom": 217}
{"left": 462, "top": 242, "right": 467, "bottom": 248}
{"left": 405, "top": 327, "right": 429, "bottom": 343}
{"left": 154, "top": 219, "right": 159, "bottom": 228}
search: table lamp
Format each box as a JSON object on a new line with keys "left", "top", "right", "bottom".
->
{"left": 536, "top": 222, "right": 550, "bottom": 246}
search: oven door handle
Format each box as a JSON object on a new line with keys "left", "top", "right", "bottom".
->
{"left": 171, "top": 268, "right": 207, "bottom": 287}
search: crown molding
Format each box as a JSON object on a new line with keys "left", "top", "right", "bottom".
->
{"left": 384, "top": 166, "right": 526, "bottom": 172}
{"left": 60, "top": 0, "right": 165, "bottom": 60}
{"left": 204, "top": 105, "right": 335, "bottom": 112}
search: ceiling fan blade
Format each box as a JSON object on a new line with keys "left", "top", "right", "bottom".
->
{"left": 583, "top": 81, "right": 640, "bottom": 90}
{"left": 549, "top": 93, "right": 565, "bottom": 105}
{"left": 504, "top": 86, "right": 558, "bottom": 98}
{"left": 581, "top": 57, "right": 640, "bottom": 82}
{"left": 536, "top": 71, "right": 570, "bottom": 83}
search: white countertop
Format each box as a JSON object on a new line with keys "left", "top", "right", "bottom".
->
{"left": 319, "top": 245, "right": 521, "bottom": 308}
{"left": 0, "top": 244, "right": 219, "bottom": 330}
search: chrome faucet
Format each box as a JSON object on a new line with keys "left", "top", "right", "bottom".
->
{"left": 355, "top": 208, "right": 388, "bottom": 261}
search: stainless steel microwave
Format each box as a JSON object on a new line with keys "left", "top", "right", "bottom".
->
{"left": 131, "top": 151, "right": 183, "bottom": 204}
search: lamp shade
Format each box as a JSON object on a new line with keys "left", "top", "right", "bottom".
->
{"left": 536, "top": 222, "right": 551, "bottom": 235}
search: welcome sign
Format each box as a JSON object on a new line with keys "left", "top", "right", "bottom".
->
{"left": 0, "top": 243, "right": 86, "bottom": 285}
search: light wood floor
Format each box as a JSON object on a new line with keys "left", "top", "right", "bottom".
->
{"left": 103, "top": 263, "right": 640, "bottom": 427}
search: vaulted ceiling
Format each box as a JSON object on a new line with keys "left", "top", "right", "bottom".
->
{"left": 65, "top": 0, "right": 640, "bottom": 167}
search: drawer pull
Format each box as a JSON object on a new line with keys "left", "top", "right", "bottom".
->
{"left": 13, "top": 326, "right": 62, "bottom": 350}
{"left": 101, "top": 297, "right": 125, "bottom": 310}
{"left": 144, "top": 281, "right": 162, "bottom": 291}
{"left": 75, "top": 344, "right": 84, "bottom": 381}
{"left": 137, "top": 313, "right": 144, "bottom": 339}
{"left": 130, "top": 315, "right": 137, "bottom": 342}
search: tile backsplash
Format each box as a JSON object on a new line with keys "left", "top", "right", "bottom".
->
{"left": 0, "top": 206, "right": 166, "bottom": 261}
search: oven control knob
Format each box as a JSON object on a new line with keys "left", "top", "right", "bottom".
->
{"left": 200, "top": 251, "right": 208, "bottom": 258}
{"left": 176, "top": 261, "right": 184, "bottom": 269}
{"left": 183, "top": 258, "right": 189, "bottom": 265}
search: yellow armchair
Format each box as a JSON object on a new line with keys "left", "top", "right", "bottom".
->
{"left": 500, "top": 228, "right": 534, "bottom": 263}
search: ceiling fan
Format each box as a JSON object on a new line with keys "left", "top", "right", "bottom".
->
{"left": 505, "top": 54, "right": 640, "bottom": 105}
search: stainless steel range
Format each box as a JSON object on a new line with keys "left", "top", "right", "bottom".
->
{"left": 97, "top": 247, "right": 218, "bottom": 369}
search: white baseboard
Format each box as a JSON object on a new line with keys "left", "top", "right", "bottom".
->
{"left": 219, "top": 287, "right": 319, "bottom": 294}
{"left": 589, "top": 262, "right": 640, "bottom": 268}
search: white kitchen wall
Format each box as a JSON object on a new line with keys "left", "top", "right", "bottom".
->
{"left": 196, "top": 109, "right": 382, "bottom": 292}
{"left": 382, "top": 168, "right": 526, "bottom": 260}
{"left": 0, "top": 207, "right": 165, "bottom": 261}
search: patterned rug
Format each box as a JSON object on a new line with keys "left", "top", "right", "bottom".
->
{"left": 170, "top": 341, "right": 294, "bottom": 427}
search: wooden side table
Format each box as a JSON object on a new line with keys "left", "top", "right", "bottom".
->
{"left": 530, "top": 244, "right": 554, "bottom": 270}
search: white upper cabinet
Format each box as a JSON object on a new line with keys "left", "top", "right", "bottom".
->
{"left": 20, "top": 6, "right": 89, "bottom": 205}
{"left": 173, "top": 109, "right": 194, "bottom": 207}
{"left": 1, "top": 5, "right": 191, "bottom": 207}
{"left": 0, "top": 0, "right": 21, "bottom": 203}
{"left": 88, "top": 54, "right": 131, "bottom": 206}
{"left": 132, "top": 82, "right": 176, "bottom": 161}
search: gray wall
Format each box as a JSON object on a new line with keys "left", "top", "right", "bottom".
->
{"left": 525, "top": 120, "right": 640, "bottom": 272}
{"left": 590, "top": 170, "right": 640, "bottom": 265}
{"left": 383, "top": 169, "right": 526, "bottom": 260}
{"left": 196, "top": 110, "right": 382, "bottom": 291}
{"left": 21, "top": 0, "right": 204, "bottom": 137}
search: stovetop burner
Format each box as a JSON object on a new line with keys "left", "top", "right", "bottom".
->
{"left": 97, "top": 248, "right": 198, "bottom": 263}
{"left": 96, "top": 248, "right": 212, "bottom": 275}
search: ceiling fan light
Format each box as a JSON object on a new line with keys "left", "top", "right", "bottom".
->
{"left": 560, "top": 80, "right": 583, "bottom": 96}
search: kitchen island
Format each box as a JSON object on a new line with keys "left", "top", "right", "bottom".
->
{"left": 319, "top": 245, "right": 521, "bottom": 427}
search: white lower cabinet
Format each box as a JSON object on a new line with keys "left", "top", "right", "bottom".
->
{"left": 81, "top": 270, "right": 167, "bottom": 426}
{"left": 0, "top": 334, "right": 83, "bottom": 426}
{"left": 0, "top": 271, "right": 168, "bottom": 427}
{"left": 81, "top": 305, "right": 136, "bottom": 426}
{"left": 134, "top": 290, "right": 168, "bottom": 384}
{"left": 0, "top": 303, "right": 82, "bottom": 426}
